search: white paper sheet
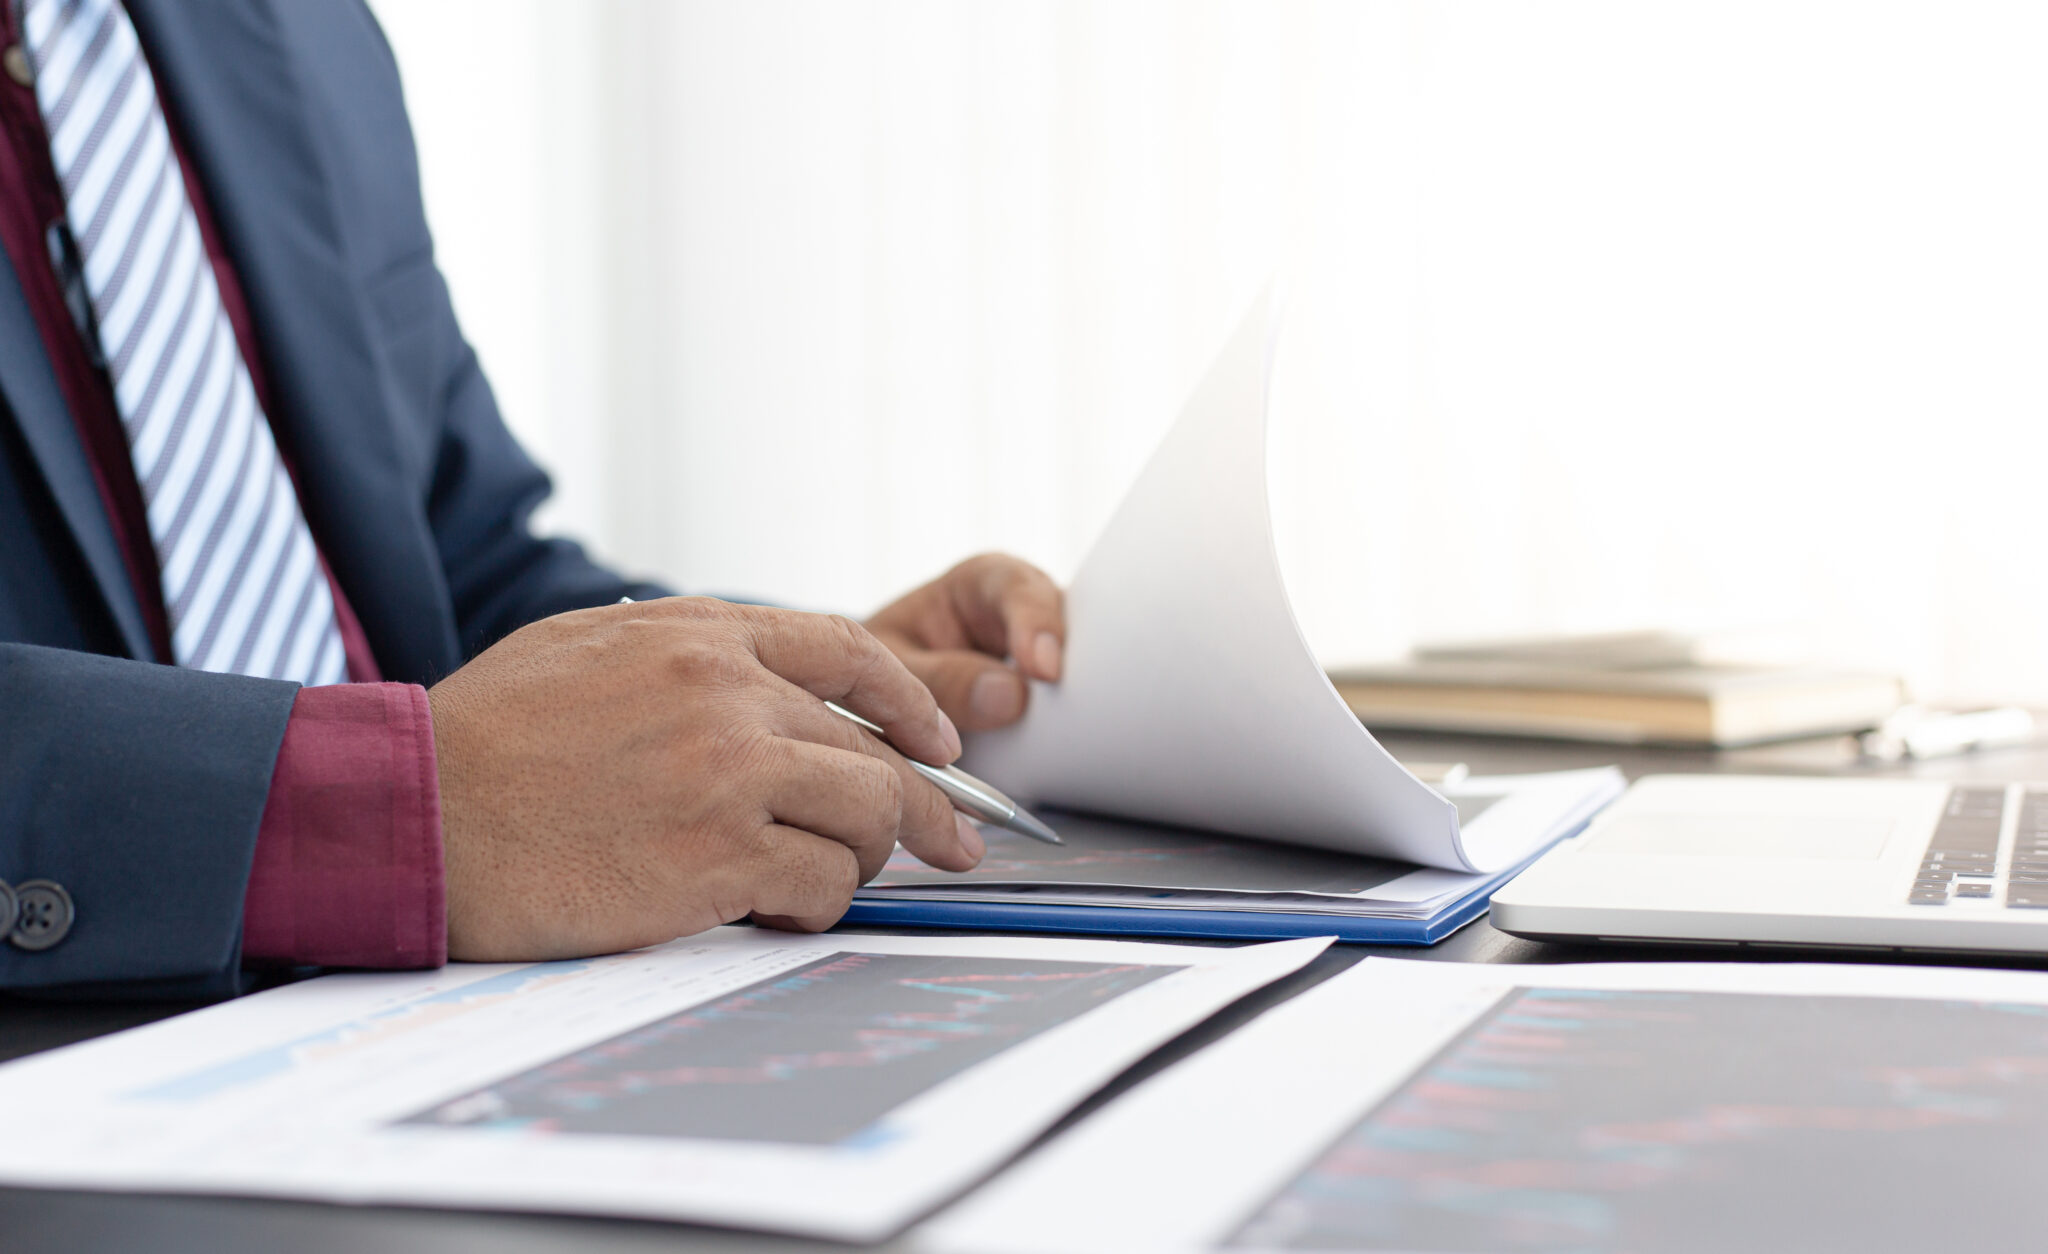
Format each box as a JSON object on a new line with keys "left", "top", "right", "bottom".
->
{"left": 920, "top": 956, "right": 2048, "bottom": 1253}
{"left": 969, "top": 297, "right": 1530, "bottom": 872}
{"left": 0, "top": 928, "right": 1328, "bottom": 1241}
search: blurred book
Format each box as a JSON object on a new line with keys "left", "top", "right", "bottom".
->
{"left": 1329, "top": 631, "right": 1904, "bottom": 747}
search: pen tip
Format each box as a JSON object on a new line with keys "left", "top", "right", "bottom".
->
{"left": 1011, "top": 807, "right": 1063, "bottom": 846}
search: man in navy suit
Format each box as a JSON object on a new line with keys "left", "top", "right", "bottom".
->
{"left": 0, "top": 0, "right": 1064, "bottom": 996}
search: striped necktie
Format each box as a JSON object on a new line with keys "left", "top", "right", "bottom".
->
{"left": 18, "top": 0, "right": 347, "bottom": 684}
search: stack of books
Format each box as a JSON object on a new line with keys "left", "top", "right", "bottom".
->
{"left": 1328, "top": 631, "right": 1904, "bottom": 747}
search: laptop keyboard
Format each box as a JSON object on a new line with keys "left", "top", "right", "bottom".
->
{"left": 1908, "top": 786, "right": 2048, "bottom": 908}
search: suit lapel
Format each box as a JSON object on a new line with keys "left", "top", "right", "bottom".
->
{"left": 123, "top": 0, "right": 460, "bottom": 683}
{"left": 0, "top": 257, "right": 155, "bottom": 660}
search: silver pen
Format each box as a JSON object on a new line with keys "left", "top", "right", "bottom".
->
{"left": 618, "top": 597, "right": 1061, "bottom": 845}
{"left": 825, "top": 702, "right": 1063, "bottom": 845}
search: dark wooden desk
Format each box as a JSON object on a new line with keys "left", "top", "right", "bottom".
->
{"left": 9, "top": 729, "right": 2048, "bottom": 1252}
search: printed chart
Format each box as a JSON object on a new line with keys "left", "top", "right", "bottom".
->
{"left": 409, "top": 952, "right": 1179, "bottom": 1144}
{"left": 0, "top": 929, "right": 1328, "bottom": 1239}
{"left": 1229, "top": 988, "right": 2048, "bottom": 1253}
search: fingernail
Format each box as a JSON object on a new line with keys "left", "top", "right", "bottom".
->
{"left": 956, "top": 812, "right": 986, "bottom": 864}
{"left": 970, "top": 670, "right": 1025, "bottom": 724}
{"left": 1033, "top": 631, "right": 1062, "bottom": 680}
{"left": 936, "top": 709, "right": 964, "bottom": 760}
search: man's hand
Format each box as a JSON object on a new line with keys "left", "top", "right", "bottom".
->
{"left": 867, "top": 554, "right": 1066, "bottom": 732}
{"left": 428, "top": 598, "right": 985, "bottom": 961}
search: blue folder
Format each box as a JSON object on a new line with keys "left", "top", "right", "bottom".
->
{"left": 841, "top": 832, "right": 1581, "bottom": 945}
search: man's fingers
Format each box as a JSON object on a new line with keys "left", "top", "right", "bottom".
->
{"left": 766, "top": 688, "right": 985, "bottom": 873}
{"left": 952, "top": 555, "right": 1066, "bottom": 682}
{"left": 903, "top": 647, "right": 1031, "bottom": 734}
{"left": 743, "top": 825, "right": 863, "bottom": 932}
{"left": 762, "top": 741, "right": 911, "bottom": 882}
{"left": 737, "top": 607, "right": 961, "bottom": 765}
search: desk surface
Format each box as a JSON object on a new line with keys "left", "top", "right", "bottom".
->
{"left": 10, "top": 729, "right": 2048, "bottom": 1253}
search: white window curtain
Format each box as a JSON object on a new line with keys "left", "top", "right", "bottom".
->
{"left": 373, "top": 1, "right": 2048, "bottom": 703}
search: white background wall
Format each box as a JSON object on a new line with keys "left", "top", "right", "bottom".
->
{"left": 369, "top": 1, "right": 2048, "bottom": 702}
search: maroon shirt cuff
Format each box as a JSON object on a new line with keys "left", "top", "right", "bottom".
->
{"left": 242, "top": 683, "right": 447, "bottom": 969}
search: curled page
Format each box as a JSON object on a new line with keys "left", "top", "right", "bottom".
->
{"left": 971, "top": 296, "right": 1513, "bottom": 873}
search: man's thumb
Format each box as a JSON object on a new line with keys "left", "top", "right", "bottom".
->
{"left": 906, "top": 649, "right": 1030, "bottom": 732}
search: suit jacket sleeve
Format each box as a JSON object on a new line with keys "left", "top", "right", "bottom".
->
{"left": 345, "top": 8, "right": 669, "bottom": 658}
{"left": 277, "top": 1, "right": 674, "bottom": 668}
{"left": 422, "top": 321, "right": 672, "bottom": 661}
{"left": 0, "top": 644, "right": 295, "bottom": 997}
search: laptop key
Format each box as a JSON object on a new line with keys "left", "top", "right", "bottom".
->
{"left": 1910, "top": 787, "right": 2015, "bottom": 906}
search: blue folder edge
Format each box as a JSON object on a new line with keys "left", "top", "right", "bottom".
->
{"left": 841, "top": 814, "right": 1597, "bottom": 946}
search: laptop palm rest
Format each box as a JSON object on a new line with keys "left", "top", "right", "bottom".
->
{"left": 1600, "top": 813, "right": 1893, "bottom": 861}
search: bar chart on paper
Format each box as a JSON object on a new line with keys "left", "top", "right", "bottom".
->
{"left": 409, "top": 952, "right": 1180, "bottom": 1144}
{"left": 1228, "top": 988, "right": 2048, "bottom": 1253}
{"left": 0, "top": 931, "right": 1327, "bottom": 1238}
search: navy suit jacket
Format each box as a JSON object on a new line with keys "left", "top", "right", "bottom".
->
{"left": 0, "top": 1, "right": 664, "bottom": 996}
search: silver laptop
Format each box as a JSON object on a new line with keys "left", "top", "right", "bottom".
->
{"left": 1491, "top": 775, "right": 2048, "bottom": 956}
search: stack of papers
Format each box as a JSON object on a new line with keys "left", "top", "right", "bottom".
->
{"left": 844, "top": 294, "right": 1624, "bottom": 941}
{"left": 863, "top": 767, "right": 1623, "bottom": 923}
{"left": 933, "top": 295, "right": 1623, "bottom": 922}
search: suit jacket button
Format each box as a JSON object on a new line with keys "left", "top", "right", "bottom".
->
{"left": 10, "top": 880, "right": 73, "bottom": 951}
{"left": 0, "top": 879, "right": 15, "bottom": 939}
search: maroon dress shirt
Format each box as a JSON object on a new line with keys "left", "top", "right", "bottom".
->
{"left": 0, "top": 12, "right": 444, "bottom": 968}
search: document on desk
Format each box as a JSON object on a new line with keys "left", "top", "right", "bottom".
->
{"left": 968, "top": 294, "right": 1579, "bottom": 873}
{"left": 0, "top": 929, "right": 1328, "bottom": 1240}
{"left": 920, "top": 956, "right": 2048, "bottom": 1253}
{"left": 866, "top": 768, "right": 1624, "bottom": 920}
